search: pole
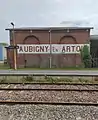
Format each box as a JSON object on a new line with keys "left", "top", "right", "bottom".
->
{"left": 49, "top": 29, "right": 52, "bottom": 68}
{"left": 11, "top": 23, "right": 17, "bottom": 70}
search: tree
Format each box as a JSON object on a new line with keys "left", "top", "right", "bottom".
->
{"left": 0, "top": 43, "right": 8, "bottom": 46}
{"left": 80, "top": 44, "right": 91, "bottom": 68}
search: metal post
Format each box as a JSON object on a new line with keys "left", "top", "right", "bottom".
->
{"left": 49, "top": 29, "right": 52, "bottom": 68}
{"left": 11, "top": 22, "right": 17, "bottom": 70}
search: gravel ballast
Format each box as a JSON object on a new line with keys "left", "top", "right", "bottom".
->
{"left": 0, "top": 105, "right": 98, "bottom": 120}
{"left": 0, "top": 90, "right": 98, "bottom": 103}
{"left": 0, "top": 84, "right": 98, "bottom": 90}
{"left": 0, "top": 84, "right": 98, "bottom": 103}
{"left": 0, "top": 84, "right": 98, "bottom": 119}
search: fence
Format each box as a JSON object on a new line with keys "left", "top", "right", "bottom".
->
{"left": 91, "top": 58, "right": 98, "bottom": 68}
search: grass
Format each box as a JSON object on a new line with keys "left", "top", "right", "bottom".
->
{"left": 0, "top": 76, "right": 98, "bottom": 84}
{"left": 18, "top": 67, "right": 98, "bottom": 70}
{"left": 0, "top": 63, "right": 98, "bottom": 71}
{"left": 2, "top": 67, "right": 98, "bottom": 71}
{"left": 0, "top": 63, "right": 10, "bottom": 69}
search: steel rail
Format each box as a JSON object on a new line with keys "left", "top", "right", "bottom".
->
{"left": 0, "top": 83, "right": 98, "bottom": 85}
{"left": 0, "top": 101, "right": 97, "bottom": 106}
{"left": 0, "top": 88, "right": 98, "bottom": 91}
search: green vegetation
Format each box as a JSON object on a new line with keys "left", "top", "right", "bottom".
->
{"left": 1, "top": 64, "right": 98, "bottom": 70}
{"left": 18, "top": 67, "right": 98, "bottom": 70}
{"left": 23, "top": 75, "right": 34, "bottom": 82}
{"left": 0, "top": 76, "right": 97, "bottom": 84}
{"left": 80, "top": 44, "right": 91, "bottom": 68}
{"left": 0, "top": 43, "right": 8, "bottom": 46}
{"left": 0, "top": 64, "right": 10, "bottom": 69}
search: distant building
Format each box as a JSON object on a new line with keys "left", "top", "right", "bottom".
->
{"left": 90, "top": 35, "right": 98, "bottom": 58}
{"left": 6, "top": 26, "right": 92, "bottom": 68}
{"left": 90, "top": 35, "right": 98, "bottom": 67}
{"left": 0, "top": 43, "right": 8, "bottom": 63}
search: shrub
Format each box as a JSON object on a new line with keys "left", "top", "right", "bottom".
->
{"left": 80, "top": 44, "right": 91, "bottom": 68}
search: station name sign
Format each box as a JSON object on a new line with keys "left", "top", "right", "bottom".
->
{"left": 17, "top": 44, "right": 89, "bottom": 54}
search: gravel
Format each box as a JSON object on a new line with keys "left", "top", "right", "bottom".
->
{"left": 0, "top": 91, "right": 98, "bottom": 103}
{"left": 0, "top": 84, "right": 98, "bottom": 90}
{"left": 0, "top": 84, "right": 98, "bottom": 103}
{"left": 0, "top": 105, "right": 98, "bottom": 120}
{"left": 0, "top": 84, "right": 98, "bottom": 119}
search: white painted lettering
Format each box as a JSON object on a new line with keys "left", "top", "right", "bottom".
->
{"left": 17, "top": 44, "right": 89, "bottom": 54}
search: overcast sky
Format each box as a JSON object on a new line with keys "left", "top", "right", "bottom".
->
{"left": 0, "top": 0, "right": 98, "bottom": 43}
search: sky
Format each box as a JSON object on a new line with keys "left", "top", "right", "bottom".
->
{"left": 0, "top": 0, "right": 98, "bottom": 43}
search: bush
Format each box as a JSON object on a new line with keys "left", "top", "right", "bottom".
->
{"left": 80, "top": 44, "right": 91, "bottom": 68}
{"left": 24, "top": 75, "right": 34, "bottom": 82}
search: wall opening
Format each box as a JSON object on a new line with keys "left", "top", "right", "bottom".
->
{"left": 23, "top": 35, "right": 41, "bottom": 68}
{"left": 59, "top": 36, "right": 77, "bottom": 68}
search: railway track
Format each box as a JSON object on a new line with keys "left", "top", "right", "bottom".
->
{"left": 0, "top": 84, "right": 98, "bottom": 106}
{"left": 0, "top": 83, "right": 98, "bottom": 90}
{"left": 0, "top": 83, "right": 98, "bottom": 85}
{"left": 0, "top": 101, "right": 98, "bottom": 106}
{"left": 0, "top": 87, "right": 98, "bottom": 103}
{"left": 0, "top": 82, "right": 98, "bottom": 119}
{"left": 0, "top": 88, "right": 98, "bottom": 91}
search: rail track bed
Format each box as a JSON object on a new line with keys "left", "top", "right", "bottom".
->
{"left": 0, "top": 104, "right": 98, "bottom": 120}
{"left": 0, "top": 101, "right": 98, "bottom": 106}
{"left": 0, "top": 83, "right": 98, "bottom": 104}
{"left": 0, "top": 87, "right": 98, "bottom": 104}
{"left": 0, "top": 84, "right": 98, "bottom": 119}
{"left": 1, "top": 83, "right": 98, "bottom": 90}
